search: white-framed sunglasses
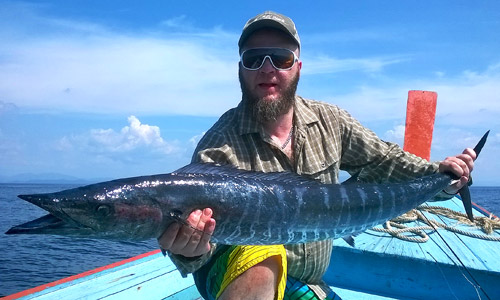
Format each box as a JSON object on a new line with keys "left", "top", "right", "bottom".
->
{"left": 240, "top": 48, "right": 299, "bottom": 71}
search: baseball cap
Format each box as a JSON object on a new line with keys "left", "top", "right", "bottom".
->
{"left": 238, "top": 11, "right": 301, "bottom": 50}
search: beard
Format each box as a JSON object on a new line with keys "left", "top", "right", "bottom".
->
{"left": 239, "top": 69, "right": 300, "bottom": 123}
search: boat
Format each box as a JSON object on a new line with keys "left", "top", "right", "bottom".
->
{"left": 4, "top": 91, "right": 500, "bottom": 299}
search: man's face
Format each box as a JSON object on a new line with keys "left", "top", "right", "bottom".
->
{"left": 239, "top": 29, "right": 302, "bottom": 122}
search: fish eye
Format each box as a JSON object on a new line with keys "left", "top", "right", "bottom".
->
{"left": 96, "top": 205, "right": 111, "bottom": 217}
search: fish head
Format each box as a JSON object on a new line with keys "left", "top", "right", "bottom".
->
{"left": 10, "top": 185, "right": 165, "bottom": 240}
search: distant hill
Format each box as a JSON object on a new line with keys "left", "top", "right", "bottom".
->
{"left": 0, "top": 173, "right": 109, "bottom": 184}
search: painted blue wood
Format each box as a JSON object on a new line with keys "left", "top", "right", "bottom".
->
{"left": 325, "top": 197, "right": 500, "bottom": 300}
{"left": 15, "top": 252, "right": 202, "bottom": 300}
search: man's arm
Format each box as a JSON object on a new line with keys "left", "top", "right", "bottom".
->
{"left": 336, "top": 106, "right": 477, "bottom": 193}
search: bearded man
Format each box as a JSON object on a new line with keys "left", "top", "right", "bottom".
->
{"left": 158, "top": 11, "right": 476, "bottom": 300}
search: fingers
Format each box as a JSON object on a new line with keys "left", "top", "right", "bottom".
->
{"left": 440, "top": 156, "right": 469, "bottom": 178}
{"left": 439, "top": 148, "right": 477, "bottom": 193}
{"left": 158, "top": 208, "right": 215, "bottom": 257}
{"left": 158, "top": 222, "right": 180, "bottom": 250}
{"left": 196, "top": 217, "right": 216, "bottom": 254}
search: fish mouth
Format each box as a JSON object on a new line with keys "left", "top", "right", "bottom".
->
{"left": 5, "top": 213, "right": 94, "bottom": 236}
{"left": 6, "top": 194, "right": 94, "bottom": 236}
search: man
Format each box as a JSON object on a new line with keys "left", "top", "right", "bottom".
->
{"left": 158, "top": 11, "right": 476, "bottom": 300}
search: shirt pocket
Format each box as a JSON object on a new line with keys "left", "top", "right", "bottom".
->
{"left": 297, "top": 137, "right": 340, "bottom": 184}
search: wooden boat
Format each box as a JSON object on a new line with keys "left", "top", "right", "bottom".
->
{"left": 4, "top": 91, "right": 500, "bottom": 299}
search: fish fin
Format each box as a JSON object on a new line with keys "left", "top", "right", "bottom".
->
{"left": 341, "top": 171, "right": 362, "bottom": 185}
{"left": 168, "top": 209, "right": 213, "bottom": 237}
{"left": 457, "top": 131, "right": 489, "bottom": 222}
{"left": 174, "top": 163, "right": 224, "bottom": 174}
{"left": 342, "top": 233, "right": 361, "bottom": 247}
{"left": 342, "top": 236, "right": 356, "bottom": 247}
{"left": 175, "top": 163, "right": 322, "bottom": 186}
{"left": 448, "top": 131, "right": 489, "bottom": 222}
{"left": 459, "top": 185, "right": 474, "bottom": 222}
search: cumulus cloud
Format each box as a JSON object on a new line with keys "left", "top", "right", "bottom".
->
{"left": 189, "top": 131, "right": 206, "bottom": 149}
{"left": 57, "top": 116, "right": 179, "bottom": 156}
{"left": 383, "top": 124, "right": 406, "bottom": 145}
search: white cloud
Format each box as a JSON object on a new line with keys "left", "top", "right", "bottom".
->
{"left": 302, "top": 55, "right": 407, "bottom": 75}
{"left": 57, "top": 116, "right": 179, "bottom": 155}
{"left": 189, "top": 131, "right": 206, "bottom": 149}
{"left": 0, "top": 34, "right": 240, "bottom": 115}
{"left": 159, "top": 15, "right": 190, "bottom": 28}
{"left": 383, "top": 124, "right": 406, "bottom": 145}
{"left": 325, "top": 64, "right": 500, "bottom": 127}
{"left": 0, "top": 4, "right": 240, "bottom": 116}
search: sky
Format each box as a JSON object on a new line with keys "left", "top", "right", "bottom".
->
{"left": 0, "top": 0, "right": 499, "bottom": 185}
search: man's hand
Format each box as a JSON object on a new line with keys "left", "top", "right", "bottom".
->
{"left": 438, "top": 148, "right": 477, "bottom": 194}
{"left": 158, "top": 208, "right": 216, "bottom": 258}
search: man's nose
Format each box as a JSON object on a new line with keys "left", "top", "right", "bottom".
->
{"left": 260, "top": 57, "right": 276, "bottom": 73}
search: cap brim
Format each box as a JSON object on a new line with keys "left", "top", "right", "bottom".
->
{"left": 238, "top": 19, "right": 299, "bottom": 49}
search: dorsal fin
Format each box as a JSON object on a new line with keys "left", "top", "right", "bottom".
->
{"left": 174, "top": 163, "right": 322, "bottom": 186}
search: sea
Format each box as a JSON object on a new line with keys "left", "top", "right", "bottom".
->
{"left": 1, "top": 183, "right": 499, "bottom": 297}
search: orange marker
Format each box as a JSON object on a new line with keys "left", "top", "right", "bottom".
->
{"left": 403, "top": 90, "right": 437, "bottom": 161}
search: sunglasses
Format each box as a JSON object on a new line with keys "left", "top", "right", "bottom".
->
{"left": 240, "top": 48, "right": 299, "bottom": 71}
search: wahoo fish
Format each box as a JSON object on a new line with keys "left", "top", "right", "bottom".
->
{"left": 6, "top": 131, "right": 489, "bottom": 245}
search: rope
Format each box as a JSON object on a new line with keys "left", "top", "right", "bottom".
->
{"left": 371, "top": 205, "right": 500, "bottom": 243}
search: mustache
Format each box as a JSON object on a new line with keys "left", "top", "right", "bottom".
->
{"left": 238, "top": 68, "right": 299, "bottom": 122}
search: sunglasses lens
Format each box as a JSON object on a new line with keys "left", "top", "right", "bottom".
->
{"left": 241, "top": 48, "right": 296, "bottom": 70}
{"left": 242, "top": 50, "right": 266, "bottom": 69}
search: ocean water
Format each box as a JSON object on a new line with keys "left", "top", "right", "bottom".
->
{"left": 0, "top": 183, "right": 158, "bottom": 297}
{"left": 1, "top": 183, "right": 499, "bottom": 296}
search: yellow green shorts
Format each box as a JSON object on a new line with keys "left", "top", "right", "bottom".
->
{"left": 192, "top": 245, "right": 341, "bottom": 300}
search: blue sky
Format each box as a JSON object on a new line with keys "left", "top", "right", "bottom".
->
{"left": 1, "top": 1, "right": 499, "bottom": 185}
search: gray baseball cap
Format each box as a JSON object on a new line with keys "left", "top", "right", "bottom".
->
{"left": 238, "top": 11, "right": 301, "bottom": 50}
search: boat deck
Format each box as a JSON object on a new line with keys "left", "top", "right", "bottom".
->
{"left": 327, "top": 197, "right": 500, "bottom": 299}
{"left": 5, "top": 196, "right": 500, "bottom": 300}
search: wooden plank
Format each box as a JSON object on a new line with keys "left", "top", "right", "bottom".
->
{"left": 33, "top": 255, "right": 186, "bottom": 299}
{"left": 161, "top": 285, "right": 203, "bottom": 300}
{"left": 328, "top": 197, "right": 500, "bottom": 299}
{"left": 4, "top": 250, "right": 163, "bottom": 300}
{"left": 403, "top": 90, "right": 437, "bottom": 161}
{"left": 6, "top": 251, "right": 202, "bottom": 300}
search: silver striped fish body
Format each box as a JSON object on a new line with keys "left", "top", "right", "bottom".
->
{"left": 7, "top": 164, "right": 452, "bottom": 245}
{"left": 166, "top": 166, "right": 452, "bottom": 244}
{"left": 9, "top": 131, "right": 489, "bottom": 244}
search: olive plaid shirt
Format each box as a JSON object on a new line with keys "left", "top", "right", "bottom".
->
{"left": 168, "top": 96, "right": 440, "bottom": 297}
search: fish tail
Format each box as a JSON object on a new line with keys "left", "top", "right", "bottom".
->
{"left": 459, "top": 130, "right": 490, "bottom": 221}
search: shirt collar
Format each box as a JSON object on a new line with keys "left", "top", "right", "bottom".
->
{"left": 293, "top": 95, "right": 319, "bottom": 129}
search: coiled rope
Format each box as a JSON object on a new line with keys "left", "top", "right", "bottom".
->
{"left": 371, "top": 205, "right": 500, "bottom": 243}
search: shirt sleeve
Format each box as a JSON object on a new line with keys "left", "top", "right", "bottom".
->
{"left": 336, "top": 107, "right": 440, "bottom": 183}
